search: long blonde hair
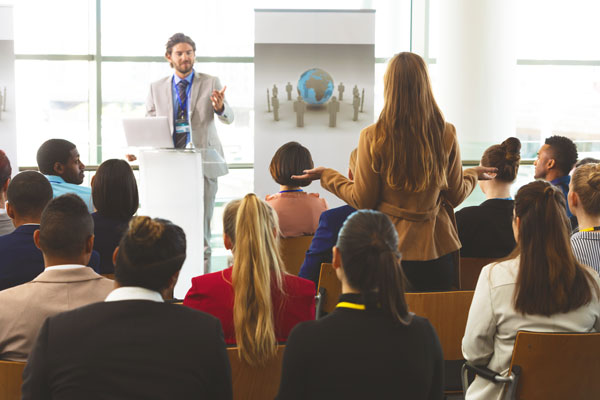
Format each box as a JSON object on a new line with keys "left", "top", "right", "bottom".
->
{"left": 371, "top": 52, "right": 448, "bottom": 192}
{"left": 232, "top": 193, "right": 285, "bottom": 365}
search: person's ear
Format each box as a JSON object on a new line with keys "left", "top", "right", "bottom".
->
{"left": 332, "top": 246, "right": 342, "bottom": 270}
{"left": 547, "top": 158, "right": 556, "bottom": 170}
{"left": 223, "top": 233, "right": 233, "bottom": 251}
{"left": 90, "top": 175, "right": 95, "bottom": 188}
{"left": 33, "top": 229, "right": 42, "bottom": 250}
{"left": 568, "top": 190, "right": 579, "bottom": 209}
{"left": 112, "top": 246, "right": 119, "bottom": 265}
{"left": 2, "top": 178, "right": 9, "bottom": 192}
{"left": 85, "top": 235, "right": 94, "bottom": 254}
{"left": 6, "top": 202, "right": 15, "bottom": 220}
{"left": 53, "top": 161, "right": 64, "bottom": 176}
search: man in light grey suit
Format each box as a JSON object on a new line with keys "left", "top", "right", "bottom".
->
{"left": 146, "top": 33, "right": 234, "bottom": 272}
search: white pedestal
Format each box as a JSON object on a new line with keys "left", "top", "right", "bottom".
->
{"left": 138, "top": 149, "right": 204, "bottom": 299}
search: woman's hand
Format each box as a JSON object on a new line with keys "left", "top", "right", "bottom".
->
{"left": 291, "top": 166, "right": 326, "bottom": 182}
{"left": 467, "top": 166, "right": 497, "bottom": 180}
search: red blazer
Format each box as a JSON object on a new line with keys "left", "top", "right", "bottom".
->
{"left": 183, "top": 267, "right": 315, "bottom": 344}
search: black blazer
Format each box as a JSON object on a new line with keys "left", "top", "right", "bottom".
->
{"left": 92, "top": 212, "right": 130, "bottom": 274}
{"left": 22, "top": 300, "right": 232, "bottom": 400}
{"left": 276, "top": 294, "right": 444, "bottom": 400}
{"left": 456, "top": 199, "right": 516, "bottom": 258}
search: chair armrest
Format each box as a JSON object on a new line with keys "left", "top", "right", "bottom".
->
{"left": 463, "top": 362, "right": 503, "bottom": 381}
{"left": 315, "top": 287, "right": 326, "bottom": 319}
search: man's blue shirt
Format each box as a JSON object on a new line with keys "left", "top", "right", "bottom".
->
{"left": 45, "top": 175, "right": 94, "bottom": 213}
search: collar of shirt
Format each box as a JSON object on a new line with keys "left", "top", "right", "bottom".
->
{"left": 173, "top": 70, "right": 194, "bottom": 86}
{"left": 45, "top": 175, "right": 66, "bottom": 184}
{"left": 46, "top": 264, "right": 87, "bottom": 271}
{"left": 105, "top": 286, "right": 164, "bottom": 303}
{"left": 551, "top": 174, "right": 570, "bottom": 187}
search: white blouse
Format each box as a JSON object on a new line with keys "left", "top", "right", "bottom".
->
{"left": 462, "top": 257, "right": 600, "bottom": 400}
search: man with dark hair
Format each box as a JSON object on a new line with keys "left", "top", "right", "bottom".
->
{"left": 146, "top": 32, "right": 234, "bottom": 272}
{"left": 0, "top": 149, "right": 13, "bottom": 236}
{"left": 36, "top": 139, "right": 94, "bottom": 212}
{"left": 534, "top": 135, "right": 578, "bottom": 224}
{"left": 0, "top": 194, "right": 113, "bottom": 362}
{"left": 0, "top": 173, "right": 101, "bottom": 291}
{"left": 22, "top": 216, "right": 232, "bottom": 398}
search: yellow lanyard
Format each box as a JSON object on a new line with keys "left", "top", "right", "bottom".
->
{"left": 579, "top": 226, "right": 600, "bottom": 232}
{"left": 336, "top": 301, "right": 366, "bottom": 310}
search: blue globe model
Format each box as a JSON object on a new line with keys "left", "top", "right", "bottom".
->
{"left": 297, "top": 68, "right": 334, "bottom": 105}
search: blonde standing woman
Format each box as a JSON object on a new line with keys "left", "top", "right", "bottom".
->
{"left": 295, "top": 52, "right": 495, "bottom": 291}
{"left": 184, "top": 193, "right": 315, "bottom": 365}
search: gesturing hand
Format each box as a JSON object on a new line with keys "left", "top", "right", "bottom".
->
{"left": 291, "top": 167, "right": 326, "bottom": 182}
{"left": 211, "top": 85, "right": 227, "bottom": 113}
{"left": 468, "top": 166, "right": 498, "bottom": 180}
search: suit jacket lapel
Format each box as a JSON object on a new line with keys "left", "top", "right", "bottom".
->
{"left": 165, "top": 77, "right": 174, "bottom": 131}
{"left": 189, "top": 71, "right": 204, "bottom": 122}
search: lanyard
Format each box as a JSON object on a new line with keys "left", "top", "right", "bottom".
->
{"left": 336, "top": 301, "right": 365, "bottom": 311}
{"left": 174, "top": 71, "right": 194, "bottom": 116}
{"left": 579, "top": 226, "right": 600, "bottom": 232}
{"left": 279, "top": 189, "right": 303, "bottom": 193}
{"left": 493, "top": 197, "right": 513, "bottom": 201}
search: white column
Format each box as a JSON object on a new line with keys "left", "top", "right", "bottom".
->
{"left": 0, "top": 5, "right": 17, "bottom": 169}
{"left": 435, "top": 0, "right": 516, "bottom": 160}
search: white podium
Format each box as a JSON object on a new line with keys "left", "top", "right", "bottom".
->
{"left": 138, "top": 149, "right": 205, "bottom": 299}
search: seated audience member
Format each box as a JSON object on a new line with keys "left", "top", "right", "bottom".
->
{"left": 277, "top": 210, "right": 443, "bottom": 400}
{"left": 36, "top": 138, "right": 94, "bottom": 212}
{"left": 569, "top": 163, "right": 600, "bottom": 274}
{"left": 91, "top": 159, "right": 139, "bottom": 274}
{"left": 0, "top": 194, "right": 114, "bottom": 362}
{"left": 299, "top": 149, "right": 357, "bottom": 285}
{"left": 456, "top": 137, "right": 520, "bottom": 258}
{"left": 0, "top": 171, "right": 53, "bottom": 291}
{"left": 0, "top": 150, "right": 14, "bottom": 236}
{"left": 266, "top": 141, "right": 328, "bottom": 237}
{"left": 184, "top": 194, "right": 315, "bottom": 364}
{"left": 462, "top": 181, "right": 600, "bottom": 400}
{"left": 22, "top": 216, "right": 232, "bottom": 399}
{"left": 534, "top": 135, "right": 578, "bottom": 227}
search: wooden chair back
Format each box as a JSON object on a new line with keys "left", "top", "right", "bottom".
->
{"left": 405, "top": 291, "right": 474, "bottom": 360}
{"left": 0, "top": 360, "right": 26, "bottom": 400}
{"left": 279, "top": 235, "right": 314, "bottom": 276}
{"left": 227, "top": 345, "right": 286, "bottom": 400}
{"left": 459, "top": 257, "right": 497, "bottom": 290}
{"left": 508, "top": 331, "right": 600, "bottom": 399}
{"left": 101, "top": 273, "right": 115, "bottom": 280}
{"left": 317, "top": 263, "right": 342, "bottom": 315}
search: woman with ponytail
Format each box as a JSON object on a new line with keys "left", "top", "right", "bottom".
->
{"left": 462, "top": 180, "right": 600, "bottom": 400}
{"left": 184, "top": 194, "right": 315, "bottom": 365}
{"left": 456, "top": 137, "right": 521, "bottom": 258}
{"left": 277, "top": 210, "right": 443, "bottom": 400}
{"left": 569, "top": 163, "right": 600, "bottom": 274}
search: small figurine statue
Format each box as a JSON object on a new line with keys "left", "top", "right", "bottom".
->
{"left": 352, "top": 94, "right": 360, "bottom": 122}
{"left": 267, "top": 88, "right": 271, "bottom": 112}
{"left": 272, "top": 95, "right": 280, "bottom": 121}
{"left": 286, "top": 82, "right": 293, "bottom": 101}
{"left": 328, "top": 96, "right": 340, "bottom": 128}
{"left": 338, "top": 82, "right": 345, "bottom": 101}
{"left": 293, "top": 96, "right": 306, "bottom": 128}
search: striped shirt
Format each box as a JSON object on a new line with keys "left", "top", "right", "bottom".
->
{"left": 571, "top": 231, "right": 600, "bottom": 275}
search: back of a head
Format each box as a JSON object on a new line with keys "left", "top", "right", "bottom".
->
{"left": 36, "top": 139, "right": 75, "bottom": 175}
{"left": 575, "top": 157, "right": 600, "bottom": 168}
{"left": 92, "top": 159, "right": 139, "bottom": 220}
{"left": 269, "top": 141, "right": 314, "bottom": 187}
{"left": 374, "top": 52, "right": 447, "bottom": 192}
{"left": 0, "top": 150, "right": 11, "bottom": 190}
{"left": 545, "top": 135, "right": 578, "bottom": 176}
{"left": 115, "top": 216, "right": 186, "bottom": 292}
{"left": 7, "top": 171, "right": 53, "bottom": 219}
{"left": 39, "top": 194, "right": 94, "bottom": 259}
{"left": 222, "top": 199, "right": 242, "bottom": 246}
{"left": 481, "top": 137, "right": 521, "bottom": 182}
{"left": 572, "top": 163, "right": 600, "bottom": 216}
{"left": 513, "top": 180, "right": 598, "bottom": 316}
{"left": 336, "top": 210, "right": 409, "bottom": 324}
{"left": 232, "top": 193, "right": 284, "bottom": 366}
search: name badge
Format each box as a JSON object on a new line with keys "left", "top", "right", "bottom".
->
{"left": 175, "top": 119, "right": 191, "bottom": 134}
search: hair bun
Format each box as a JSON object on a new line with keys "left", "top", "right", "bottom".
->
{"left": 127, "top": 216, "right": 164, "bottom": 245}
{"left": 588, "top": 169, "right": 600, "bottom": 191}
{"left": 501, "top": 137, "right": 521, "bottom": 162}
